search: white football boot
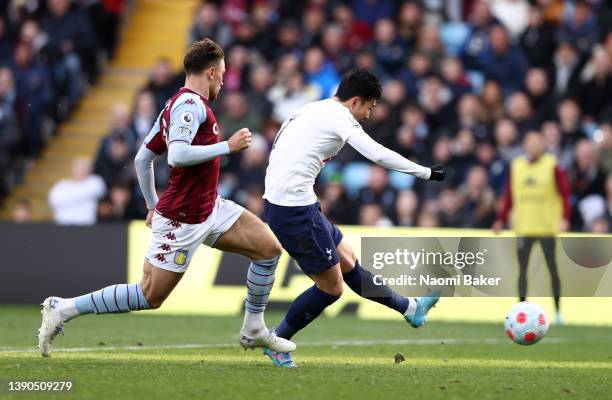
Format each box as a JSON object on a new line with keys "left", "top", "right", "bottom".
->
{"left": 37, "top": 297, "right": 66, "bottom": 357}
{"left": 239, "top": 329, "right": 296, "bottom": 353}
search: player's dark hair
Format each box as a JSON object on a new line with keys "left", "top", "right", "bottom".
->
{"left": 335, "top": 69, "right": 382, "bottom": 102}
{"left": 183, "top": 38, "right": 224, "bottom": 75}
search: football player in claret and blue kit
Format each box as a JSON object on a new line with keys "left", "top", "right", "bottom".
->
{"left": 37, "top": 39, "right": 295, "bottom": 357}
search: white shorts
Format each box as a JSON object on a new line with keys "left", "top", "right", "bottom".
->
{"left": 145, "top": 196, "right": 244, "bottom": 273}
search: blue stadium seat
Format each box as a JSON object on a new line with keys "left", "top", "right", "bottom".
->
{"left": 389, "top": 170, "right": 415, "bottom": 191}
{"left": 440, "top": 22, "right": 470, "bottom": 56}
{"left": 342, "top": 162, "right": 371, "bottom": 197}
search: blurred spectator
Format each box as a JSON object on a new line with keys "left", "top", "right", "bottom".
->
{"left": 416, "top": 23, "right": 445, "bottom": 68}
{"left": 438, "top": 187, "right": 468, "bottom": 227}
{"left": 481, "top": 79, "right": 505, "bottom": 125}
{"left": 417, "top": 210, "right": 440, "bottom": 228}
{"left": 301, "top": 7, "right": 325, "bottom": 49}
{"left": 0, "top": 0, "right": 125, "bottom": 204}
{"left": 597, "top": 123, "right": 612, "bottom": 174}
{"left": 451, "top": 129, "right": 478, "bottom": 182}
{"left": 94, "top": 133, "right": 132, "bottom": 188}
{"left": 189, "top": 2, "right": 233, "bottom": 48}
{"left": 97, "top": 183, "right": 139, "bottom": 222}
{"left": 354, "top": 49, "right": 388, "bottom": 82}
{"left": 87, "top": 0, "right": 125, "bottom": 59}
{"left": 418, "top": 75, "right": 454, "bottom": 131}
{"left": 552, "top": 41, "right": 583, "bottom": 96}
{"left": 0, "top": 17, "right": 13, "bottom": 61}
{"left": 541, "top": 120, "right": 573, "bottom": 168}
{"left": 475, "top": 139, "right": 508, "bottom": 194}
{"left": 558, "top": 0, "right": 599, "bottom": 55}
{"left": 399, "top": 51, "right": 432, "bottom": 100}
{"left": 271, "top": 19, "right": 302, "bottom": 60}
{"left": 480, "top": 25, "right": 528, "bottom": 92}
{"left": 233, "top": 133, "right": 268, "bottom": 203}
{"left": 12, "top": 199, "right": 32, "bottom": 223}
{"left": 19, "top": 20, "right": 49, "bottom": 61}
{"left": 576, "top": 46, "right": 612, "bottom": 121}
{"left": 506, "top": 91, "right": 538, "bottom": 135}
{"left": 459, "top": 165, "right": 496, "bottom": 227}
{"left": 358, "top": 203, "right": 393, "bottom": 227}
{"left": 41, "top": 0, "right": 94, "bottom": 101}
{"left": 520, "top": 5, "right": 557, "bottom": 69}
{"left": 356, "top": 166, "right": 397, "bottom": 218}
{"left": 131, "top": 90, "right": 157, "bottom": 145}
{"left": 370, "top": 18, "right": 406, "bottom": 76}
{"left": 49, "top": 158, "right": 106, "bottom": 225}
{"left": 454, "top": 93, "right": 487, "bottom": 140}
{"left": 244, "top": 64, "right": 273, "bottom": 122}
{"left": 0, "top": 67, "right": 20, "bottom": 197}
{"left": 398, "top": 1, "right": 423, "bottom": 47}
{"left": 460, "top": 0, "right": 497, "bottom": 70}
{"left": 12, "top": 42, "right": 52, "bottom": 157}
{"left": 321, "top": 23, "right": 352, "bottom": 71}
{"left": 220, "top": 91, "right": 262, "bottom": 139}
{"left": 591, "top": 217, "right": 610, "bottom": 233}
{"left": 145, "top": 57, "right": 182, "bottom": 111}
{"left": 303, "top": 46, "right": 340, "bottom": 99}
{"left": 320, "top": 177, "right": 355, "bottom": 224}
{"left": 268, "top": 71, "right": 320, "bottom": 123}
{"left": 525, "top": 67, "right": 557, "bottom": 123}
{"left": 394, "top": 189, "right": 418, "bottom": 226}
{"left": 494, "top": 118, "right": 522, "bottom": 162}
{"left": 568, "top": 139, "right": 607, "bottom": 230}
{"left": 351, "top": 0, "right": 395, "bottom": 25}
{"left": 557, "top": 97, "right": 587, "bottom": 147}
{"left": 441, "top": 57, "right": 471, "bottom": 100}
{"left": 332, "top": 4, "right": 371, "bottom": 52}
{"left": 605, "top": 174, "right": 612, "bottom": 227}
{"left": 101, "top": 103, "right": 136, "bottom": 152}
{"left": 224, "top": 45, "right": 249, "bottom": 92}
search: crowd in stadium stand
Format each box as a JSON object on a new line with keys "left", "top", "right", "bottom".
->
{"left": 8, "top": 0, "right": 612, "bottom": 233}
{"left": 0, "top": 0, "right": 125, "bottom": 201}
{"left": 90, "top": 0, "right": 612, "bottom": 232}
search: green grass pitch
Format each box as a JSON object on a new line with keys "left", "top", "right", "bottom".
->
{"left": 1, "top": 306, "right": 611, "bottom": 400}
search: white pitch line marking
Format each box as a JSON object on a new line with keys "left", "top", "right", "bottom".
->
{"left": 0, "top": 337, "right": 567, "bottom": 354}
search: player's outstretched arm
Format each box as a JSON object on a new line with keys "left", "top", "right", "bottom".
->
{"left": 346, "top": 133, "right": 446, "bottom": 181}
{"left": 167, "top": 128, "right": 251, "bottom": 167}
{"left": 134, "top": 145, "right": 159, "bottom": 227}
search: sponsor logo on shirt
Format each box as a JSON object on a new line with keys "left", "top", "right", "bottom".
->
{"left": 212, "top": 123, "right": 219, "bottom": 135}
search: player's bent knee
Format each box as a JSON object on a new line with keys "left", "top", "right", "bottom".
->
{"left": 318, "top": 281, "right": 344, "bottom": 297}
{"left": 257, "top": 240, "right": 283, "bottom": 261}
{"left": 144, "top": 294, "right": 164, "bottom": 309}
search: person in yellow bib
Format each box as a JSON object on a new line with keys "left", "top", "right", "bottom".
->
{"left": 493, "top": 131, "right": 571, "bottom": 324}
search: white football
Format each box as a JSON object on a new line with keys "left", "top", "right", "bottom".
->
{"left": 504, "top": 301, "right": 549, "bottom": 345}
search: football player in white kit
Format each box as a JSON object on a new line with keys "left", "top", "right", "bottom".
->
{"left": 262, "top": 69, "right": 447, "bottom": 367}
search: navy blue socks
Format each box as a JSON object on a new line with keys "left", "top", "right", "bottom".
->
{"left": 342, "top": 261, "right": 409, "bottom": 314}
{"left": 275, "top": 284, "right": 339, "bottom": 340}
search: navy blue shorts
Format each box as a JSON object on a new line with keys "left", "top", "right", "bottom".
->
{"left": 264, "top": 200, "right": 344, "bottom": 275}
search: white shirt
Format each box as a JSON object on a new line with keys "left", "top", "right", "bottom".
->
{"left": 264, "top": 99, "right": 430, "bottom": 206}
{"left": 490, "top": 0, "right": 529, "bottom": 38}
{"left": 48, "top": 175, "right": 106, "bottom": 225}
